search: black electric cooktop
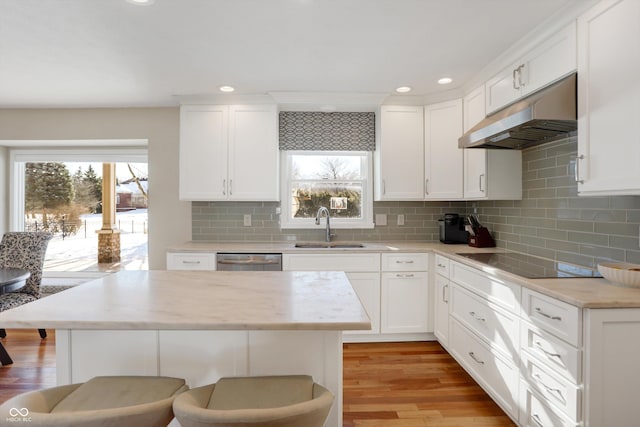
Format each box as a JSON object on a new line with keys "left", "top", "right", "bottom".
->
{"left": 456, "top": 252, "right": 602, "bottom": 279}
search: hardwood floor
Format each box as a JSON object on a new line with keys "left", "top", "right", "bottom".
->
{"left": 343, "top": 341, "right": 514, "bottom": 426}
{"left": 0, "top": 329, "right": 56, "bottom": 405}
{"left": 0, "top": 331, "right": 514, "bottom": 426}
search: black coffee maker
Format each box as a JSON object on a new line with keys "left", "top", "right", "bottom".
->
{"left": 438, "top": 213, "right": 468, "bottom": 244}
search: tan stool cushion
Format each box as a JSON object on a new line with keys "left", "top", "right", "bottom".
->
{"left": 52, "top": 375, "right": 187, "bottom": 412}
{"left": 208, "top": 375, "right": 314, "bottom": 410}
{"left": 0, "top": 375, "right": 188, "bottom": 427}
{"left": 173, "top": 375, "right": 333, "bottom": 427}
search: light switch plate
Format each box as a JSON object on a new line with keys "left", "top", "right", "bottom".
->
{"left": 375, "top": 214, "right": 387, "bottom": 226}
{"left": 397, "top": 214, "right": 405, "bottom": 226}
{"left": 244, "top": 214, "right": 252, "bottom": 226}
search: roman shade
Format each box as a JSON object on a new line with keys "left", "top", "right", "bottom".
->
{"left": 279, "top": 112, "right": 375, "bottom": 151}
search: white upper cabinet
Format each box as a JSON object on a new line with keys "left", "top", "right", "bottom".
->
{"left": 486, "top": 22, "right": 577, "bottom": 114}
{"left": 227, "top": 105, "right": 279, "bottom": 201}
{"left": 424, "top": 99, "right": 463, "bottom": 200}
{"left": 463, "top": 86, "right": 523, "bottom": 200}
{"left": 179, "top": 104, "right": 279, "bottom": 201}
{"left": 179, "top": 105, "right": 228, "bottom": 201}
{"left": 375, "top": 106, "right": 425, "bottom": 200}
{"left": 577, "top": 0, "right": 640, "bottom": 196}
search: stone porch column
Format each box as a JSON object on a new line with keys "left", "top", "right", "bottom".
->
{"left": 97, "top": 163, "right": 121, "bottom": 263}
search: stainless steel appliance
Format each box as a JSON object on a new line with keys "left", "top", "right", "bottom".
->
{"left": 216, "top": 253, "right": 282, "bottom": 271}
{"left": 456, "top": 252, "right": 601, "bottom": 279}
{"left": 458, "top": 73, "right": 576, "bottom": 150}
{"left": 438, "top": 213, "right": 468, "bottom": 244}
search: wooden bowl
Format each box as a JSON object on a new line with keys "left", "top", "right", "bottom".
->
{"left": 598, "top": 262, "right": 640, "bottom": 288}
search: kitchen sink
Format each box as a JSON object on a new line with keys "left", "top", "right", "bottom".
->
{"left": 294, "top": 242, "right": 365, "bottom": 249}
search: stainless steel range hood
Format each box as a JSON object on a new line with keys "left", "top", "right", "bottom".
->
{"left": 459, "top": 73, "right": 576, "bottom": 149}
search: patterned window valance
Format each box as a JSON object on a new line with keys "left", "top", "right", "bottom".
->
{"left": 279, "top": 111, "right": 375, "bottom": 151}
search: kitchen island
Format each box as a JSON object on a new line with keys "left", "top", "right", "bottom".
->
{"left": 0, "top": 270, "right": 370, "bottom": 427}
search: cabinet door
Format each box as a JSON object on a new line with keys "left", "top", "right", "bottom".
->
{"left": 485, "top": 61, "right": 523, "bottom": 114}
{"left": 463, "top": 86, "right": 490, "bottom": 199}
{"left": 577, "top": 0, "right": 640, "bottom": 196}
{"left": 344, "top": 272, "right": 381, "bottom": 335}
{"left": 434, "top": 274, "right": 450, "bottom": 346}
{"left": 376, "top": 106, "right": 424, "bottom": 200}
{"left": 380, "top": 271, "right": 428, "bottom": 333}
{"left": 521, "top": 22, "right": 576, "bottom": 96}
{"left": 179, "top": 105, "right": 228, "bottom": 200}
{"left": 424, "top": 99, "right": 463, "bottom": 200}
{"left": 228, "top": 105, "right": 279, "bottom": 201}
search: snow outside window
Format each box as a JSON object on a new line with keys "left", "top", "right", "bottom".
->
{"left": 280, "top": 151, "right": 374, "bottom": 229}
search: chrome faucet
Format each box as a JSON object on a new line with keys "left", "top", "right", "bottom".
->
{"left": 315, "top": 206, "right": 336, "bottom": 242}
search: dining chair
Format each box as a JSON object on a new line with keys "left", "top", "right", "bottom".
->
{"left": 0, "top": 231, "right": 53, "bottom": 340}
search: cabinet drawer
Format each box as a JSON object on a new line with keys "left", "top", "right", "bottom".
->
{"left": 166, "top": 252, "right": 216, "bottom": 270}
{"left": 283, "top": 253, "right": 380, "bottom": 272}
{"left": 521, "top": 321, "right": 581, "bottom": 384}
{"left": 520, "top": 380, "right": 578, "bottom": 427}
{"left": 522, "top": 352, "right": 581, "bottom": 422}
{"left": 434, "top": 254, "right": 450, "bottom": 278}
{"left": 450, "top": 261, "right": 521, "bottom": 313}
{"left": 521, "top": 288, "right": 581, "bottom": 347}
{"left": 381, "top": 253, "right": 429, "bottom": 272}
{"left": 451, "top": 284, "right": 519, "bottom": 361}
{"left": 449, "top": 319, "right": 519, "bottom": 419}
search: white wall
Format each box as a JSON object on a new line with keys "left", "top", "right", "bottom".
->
{"left": 0, "top": 108, "right": 191, "bottom": 269}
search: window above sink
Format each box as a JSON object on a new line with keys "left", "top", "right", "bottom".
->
{"left": 280, "top": 151, "right": 374, "bottom": 229}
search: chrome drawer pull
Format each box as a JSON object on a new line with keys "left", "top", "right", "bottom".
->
{"left": 469, "top": 311, "right": 486, "bottom": 322}
{"left": 182, "top": 260, "right": 201, "bottom": 264}
{"left": 468, "top": 351, "right": 484, "bottom": 365}
{"left": 442, "top": 284, "right": 448, "bottom": 303}
{"left": 395, "top": 260, "right": 414, "bottom": 264}
{"left": 535, "top": 307, "right": 562, "bottom": 321}
{"left": 534, "top": 341, "right": 562, "bottom": 360}
{"left": 437, "top": 263, "right": 446, "bottom": 268}
{"left": 531, "top": 414, "right": 544, "bottom": 426}
{"left": 533, "top": 374, "right": 566, "bottom": 404}
{"left": 396, "top": 273, "right": 415, "bottom": 278}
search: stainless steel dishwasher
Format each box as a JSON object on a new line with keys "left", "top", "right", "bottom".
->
{"left": 216, "top": 253, "right": 282, "bottom": 271}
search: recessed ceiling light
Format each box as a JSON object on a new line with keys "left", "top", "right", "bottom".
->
{"left": 395, "top": 86, "right": 412, "bottom": 93}
{"left": 126, "top": 0, "right": 155, "bottom": 5}
{"left": 219, "top": 85, "right": 235, "bottom": 93}
{"left": 438, "top": 77, "right": 453, "bottom": 85}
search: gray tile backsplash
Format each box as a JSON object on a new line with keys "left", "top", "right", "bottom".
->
{"left": 470, "top": 137, "right": 640, "bottom": 268}
{"left": 192, "top": 200, "right": 466, "bottom": 243}
{"left": 192, "top": 136, "right": 640, "bottom": 268}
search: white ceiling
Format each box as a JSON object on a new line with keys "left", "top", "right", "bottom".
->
{"left": 0, "top": 0, "right": 583, "bottom": 108}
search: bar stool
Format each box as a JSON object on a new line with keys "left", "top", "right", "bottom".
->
{"left": 172, "top": 375, "right": 333, "bottom": 427}
{"left": 0, "top": 375, "right": 188, "bottom": 427}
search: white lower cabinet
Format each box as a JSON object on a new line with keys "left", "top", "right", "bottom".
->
{"left": 381, "top": 271, "right": 429, "bottom": 334}
{"left": 342, "top": 272, "right": 381, "bottom": 335}
{"left": 283, "top": 252, "right": 430, "bottom": 342}
{"left": 166, "top": 251, "right": 216, "bottom": 270}
{"left": 449, "top": 318, "right": 519, "bottom": 419}
{"left": 434, "top": 273, "right": 450, "bottom": 347}
{"left": 439, "top": 254, "right": 640, "bottom": 426}
{"left": 519, "top": 380, "right": 578, "bottom": 427}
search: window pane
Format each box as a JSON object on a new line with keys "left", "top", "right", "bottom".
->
{"left": 290, "top": 181, "right": 362, "bottom": 219}
{"left": 291, "top": 155, "right": 363, "bottom": 180}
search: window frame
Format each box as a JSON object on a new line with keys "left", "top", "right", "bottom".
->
{"left": 280, "top": 150, "right": 374, "bottom": 229}
{"left": 9, "top": 146, "right": 147, "bottom": 232}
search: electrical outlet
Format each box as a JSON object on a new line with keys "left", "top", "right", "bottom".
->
{"left": 397, "top": 214, "right": 405, "bottom": 226}
{"left": 244, "top": 214, "right": 252, "bottom": 226}
{"left": 375, "top": 214, "right": 387, "bottom": 226}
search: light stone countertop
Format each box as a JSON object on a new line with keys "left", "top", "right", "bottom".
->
{"left": 0, "top": 270, "right": 371, "bottom": 331}
{"left": 168, "top": 241, "right": 640, "bottom": 308}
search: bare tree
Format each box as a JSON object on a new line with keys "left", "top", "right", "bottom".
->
{"left": 317, "top": 157, "right": 358, "bottom": 180}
